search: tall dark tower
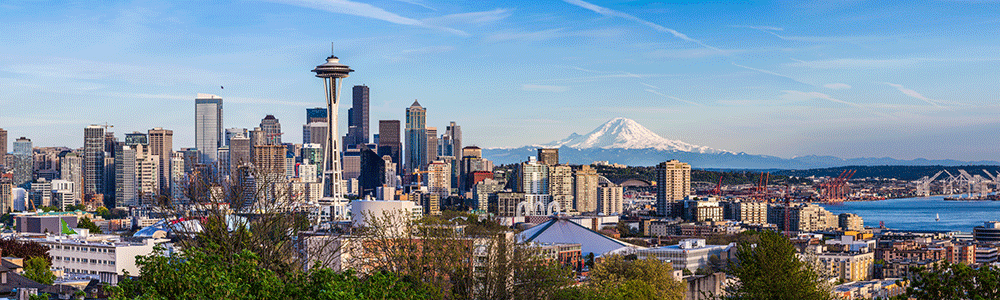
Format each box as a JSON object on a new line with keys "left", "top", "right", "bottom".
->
{"left": 312, "top": 49, "right": 353, "bottom": 220}
{"left": 353, "top": 85, "right": 369, "bottom": 144}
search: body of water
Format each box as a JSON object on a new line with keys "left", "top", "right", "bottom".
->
{"left": 818, "top": 195, "right": 1000, "bottom": 232}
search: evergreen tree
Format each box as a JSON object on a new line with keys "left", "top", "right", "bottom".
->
{"left": 725, "top": 230, "right": 832, "bottom": 300}
{"left": 23, "top": 257, "right": 55, "bottom": 285}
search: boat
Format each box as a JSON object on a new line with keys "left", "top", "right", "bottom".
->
{"left": 935, "top": 213, "right": 940, "bottom": 222}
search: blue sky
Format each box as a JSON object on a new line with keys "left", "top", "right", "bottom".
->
{"left": 1, "top": 0, "right": 998, "bottom": 161}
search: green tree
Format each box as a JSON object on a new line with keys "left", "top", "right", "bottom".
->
{"left": 554, "top": 255, "right": 686, "bottom": 300}
{"left": 77, "top": 217, "right": 103, "bottom": 233}
{"left": 904, "top": 262, "right": 999, "bottom": 300}
{"left": 23, "top": 257, "right": 55, "bottom": 285}
{"left": 725, "top": 230, "right": 832, "bottom": 300}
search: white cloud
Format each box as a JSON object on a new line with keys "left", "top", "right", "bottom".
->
{"left": 731, "top": 62, "right": 813, "bottom": 86}
{"left": 522, "top": 84, "right": 569, "bottom": 92}
{"left": 645, "top": 89, "right": 702, "bottom": 106}
{"left": 487, "top": 27, "right": 622, "bottom": 43}
{"left": 780, "top": 90, "right": 862, "bottom": 108}
{"left": 423, "top": 9, "right": 510, "bottom": 26}
{"left": 749, "top": 26, "right": 783, "bottom": 31}
{"left": 562, "top": 0, "right": 721, "bottom": 51}
{"left": 383, "top": 46, "right": 455, "bottom": 61}
{"left": 264, "top": 0, "right": 467, "bottom": 36}
{"left": 391, "top": 0, "right": 436, "bottom": 11}
{"left": 823, "top": 83, "right": 851, "bottom": 90}
{"left": 787, "top": 58, "right": 918, "bottom": 69}
{"left": 884, "top": 82, "right": 943, "bottom": 107}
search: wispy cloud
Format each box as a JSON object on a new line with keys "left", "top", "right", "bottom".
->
{"left": 645, "top": 89, "right": 702, "bottom": 106}
{"left": 522, "top": 84, "right": 569, "bottom": 92}
{"left": 383, "top": 46, "right": 455, "bottom": 61}
{"left": 884, "top": 82, "right": 943, "bottom": 107}
{"left": 264, "top": 0, "right": 467, "bottom": 36}
{"left": 487, "top": 27, "right": 622, "bottom": 43}
{"left": 787, "top": 58, "right": 919, "bottom": 69}
{"left": 562, "top": 0, "right": 721, "bottom": 51}
{"left": 780, "top": 90, "right": 873, "bottom": 112}
{"left": 423, "top": 9, "right": 510, "bottom": 26}
{"left": 731, "top": 62, "right": 813, "bottom": 86}
{"left": 3, "top": 57, "right": 228, "bottom": 86}
{"left": 823, "top": 83, "right": 851, "bottom": 90}
{"left": 391, "top": 0, "right": 436, "bottom": 11}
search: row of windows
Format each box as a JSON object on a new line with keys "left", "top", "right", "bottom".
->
{"left": 54, "top": 256, "right": 114, "bottom": 266}
{"left": 51, "top": 245, "right": 114, "bottom": 254}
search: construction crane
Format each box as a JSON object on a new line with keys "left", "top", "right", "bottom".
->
{"left": 712, "top": 176, "right": 723, "bottom": 196}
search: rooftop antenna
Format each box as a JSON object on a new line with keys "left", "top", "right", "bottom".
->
{"left": 331, "top": 42, "right": 335, "bottom": 56}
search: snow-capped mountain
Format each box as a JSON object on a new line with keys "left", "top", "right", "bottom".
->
{"left": 539, "top": 117, "right": 727, "bottom": 154}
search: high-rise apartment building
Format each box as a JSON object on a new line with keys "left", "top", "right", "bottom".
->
{"left": 445, "top": 122, "right": 461, "bottom": 159}
{"left": 574, "top": 165, "right": 599, "bottom": 212}
{"left": 656, "top": 160, "right": 691, "bottom": 217}
{"left": 427, "top": 160, "right": 451, "bottom": 197}
{"left": 229, "top": 134, "right": 251, "bottom": 173}
{"left": 195, "top": 93, "right": 223, "bottom": 164}
{"left": 252, "top": 145, "right": 287, "bottom": 175}
{"left": 83, "top": 125, "right": 106, "bottom": 195}
{"left": 459, "top": 146, "right": 492, "bottom": 192}
{"left": 260, "top": 115, "right": 281, "bottom": 145}
{"left": 342, "top": 148, "right": 361, "bottom": 181}
{"left": 405, "top": 101, "right": 427, "bottom": 172}
{"left": 12, "top": 137, "right": 33, "bottom": 188}
{"left": 134, "top": 144, "right": 159, "bottom": 205}
{"left": 517, "top": 157, "right": 550, "bottom": 206}
{"left": 302, "top": 122, "right": 328, "bottom": 149}
{"left": 148, "top": 128, "right": 173, "bottom": 196}
{"left": 537, "top": 148, "right": 559, "bottom": 166}
{"left": 0, "top": 182, "right": 11, "bottom": 215}
{"left": 548, "top": 165, "right": 574, "bottom": 212}
{"left": 60, "top": 153, "right": 83, "bottom": 201}
{"left": 597, "top": 177, "right": 623, "bottom": 215}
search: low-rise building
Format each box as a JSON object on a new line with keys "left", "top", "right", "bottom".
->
{"left": 816, "top": 250, "right": 875, "bottom": 282}
{"left": 21, "top": 235, "right": 165, "bottom": 284}
{"left": 637, "top": 238, "right": 734, "bottom": 272}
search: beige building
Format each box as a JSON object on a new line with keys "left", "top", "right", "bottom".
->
{"left": 252, "top": 145, "right": 287, "bottom": 175}
{"left": 494, "top": 192, "right": 525, "bottom": 217}
{"left": 656, "top": 160, "right": 691, "bottom": 217}
{"left": 134, "top": 145, "right": 160, "bottom": 205}
{"left": 596, "top": 177, "right": 623, "bottom": 215}
{"left": 573, "top": 165, "right": 599, "bottom": 212}
{"left": 817, "top": 250, "right": 874, "bottom": 282}
{"left": 426, "top": 160, "right": 452, "bottom": 197}
{"left": 839, "top": 213, "right": 864, "bottom": 231}
{"left": 147, "top": 128, "right": 173, "bottom": 196}
{"left": 548, "top": 165, "right": 574, "bottom": 213}
{"left": 733, "top": 201, "right": 768, "bottom": 224}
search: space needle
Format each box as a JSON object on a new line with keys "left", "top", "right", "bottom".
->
{"left": 313, "top": 47, "right": 353, "bottom": 221}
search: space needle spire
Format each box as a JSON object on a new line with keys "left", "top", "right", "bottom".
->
{"left": 312, "top": 46, "right": 354, "bottom": 220}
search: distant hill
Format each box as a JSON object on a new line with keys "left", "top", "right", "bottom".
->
{"left": 773, "top": 165, "right": 1000, "bottom": 181}
{"left": 483, "top": 117, "right": 1000, "bottom": 169}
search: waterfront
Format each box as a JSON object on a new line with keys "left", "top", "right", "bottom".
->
{"left": 819, "top": 195, "right": 1000, "bottom": 232}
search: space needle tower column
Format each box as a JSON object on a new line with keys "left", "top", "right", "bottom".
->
{"left": 312, "top": 50, "right": 353, "bottom": 220}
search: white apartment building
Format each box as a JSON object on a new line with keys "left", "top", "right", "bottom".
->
{"left": 637, "top": 238, "right": 734, "bottom": 272}
{"left": 22, "top": 235, "right": 166, "bottom": 284}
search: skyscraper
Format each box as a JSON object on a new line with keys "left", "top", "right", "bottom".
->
{"left": 0, "top": 128, "right": 7, "bottom": 163}
{"left": 405, "top": 101, "right": 427, "bottom": 173}
{"left": 195, "top": 93, "right": 223, "bottom": 164}
{"left": 148, "top": 128, "right": 173, "bottom": 196}
{"left": 225, "top": 128, "right": 248, "bottom": 146}
{"left": 426, "top": 127, "right": 438, "bottom": 165}
{"left": 312, "top": 50, "right": 353, "bottom": 220}
{"left": 656, "top": 160, "right": 691, "bottom": 217}
{"left": 306, "top": 107, "right": 327, "bottom": 123}
{"left": 12, "top": 137, "right": 32, "bottom": 188}
{"left": 445, "top": 122, "right": 461, "bottom": 159}
{"left": 377, "top": 120, "right": 401, "bottom": 172}
{"left": 357, "top": 146, "right": 385, "bottom": 198}
{"left": 229, "top": 134, "right": 251, "bottom": 175}
{"left": 303, "top": 122, "right": 328, "bottom": 149}
{"left": 115, "top": 144, "right": 137, "bottom": 208}
{"left": 60, "top": 152, "right": 83, "bottom": 202}
{"left": 83, "top": 125, "right": 106, "bottom": 195}
{"left": 351, "top": 85, "right": 369, "bottom": 145}
{"left": 260, "top": 115, "right": 281, "bottom": 145}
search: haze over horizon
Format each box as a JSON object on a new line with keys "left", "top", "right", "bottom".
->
{"left": 2, "top": 0, "right": 998, "bottom": 161}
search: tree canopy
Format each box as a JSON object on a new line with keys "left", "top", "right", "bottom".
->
{"left": 725, "top": 230, "right": 832, "bottom": 300}
{"left": 23, "top": 257, "right": 54, "bottom": 285}
{"left": 902, "top": 262, "right": 999, "bottom": 300}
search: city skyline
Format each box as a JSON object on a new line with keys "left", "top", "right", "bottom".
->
{"left": 1, "top": 1, "right": 999, "bottom": 161}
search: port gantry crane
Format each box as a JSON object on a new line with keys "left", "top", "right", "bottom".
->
{"left": 914, "top": 170, "right": 944, "bottom": 197}
{"left": 818, "top": 169, "right": 855, "bottom": 203}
